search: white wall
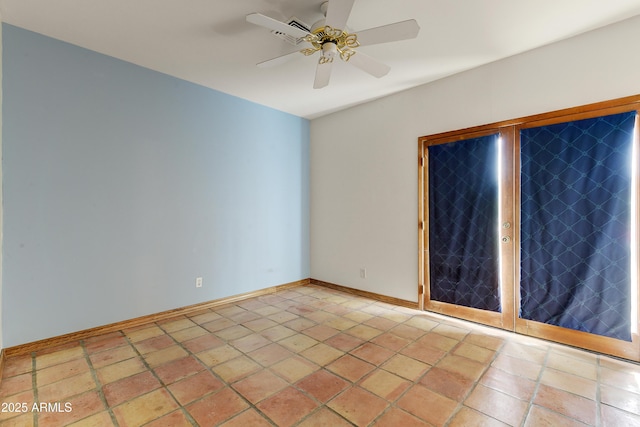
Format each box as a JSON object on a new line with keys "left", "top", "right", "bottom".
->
{"left": 310, "top": 15, "right": 640, "bottom": 302}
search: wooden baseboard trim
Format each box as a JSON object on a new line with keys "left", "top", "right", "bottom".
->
{"left": 0, "top": 349, "right": 5, "bottom": 381}
{"left": 310, "top": 279, "right": 418, "bottom": 310}
{"left": 4, "top": 278, "right": 309, "bottom": 358}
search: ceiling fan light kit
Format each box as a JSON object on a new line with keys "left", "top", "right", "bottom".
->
{"left": 246, "top": 0, "right": 420, "bottom": 89}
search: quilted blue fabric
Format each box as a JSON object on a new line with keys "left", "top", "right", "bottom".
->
{"left": 429, "top": 134, "right": 501, "bottom": 312}
{"left": 520, "top": 111, "right": 636, "bottom": 341}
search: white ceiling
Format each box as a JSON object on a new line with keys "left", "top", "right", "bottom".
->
{"left": 2, "top": 0, "right": 640, "bottom": 119}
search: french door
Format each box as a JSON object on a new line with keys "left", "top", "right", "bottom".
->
{"left": 418, "top": 96, "right": 640, "bottom": 361}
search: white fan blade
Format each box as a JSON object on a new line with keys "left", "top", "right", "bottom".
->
{"left": 325, "top": 0, "right": 355, "bottom": 30}
{"left": 347, "top": 52, "right": 390, "bottom": 78}
{"left": 257, "top": 51, "right": 302, "bottom": 68}
{"left": 314, "top": 60, "right": 333, "bottom": 89}
{"left": 356, "top": 19, "right": 420, "bottom": 46}
{"left": 246, "top": 13, "right": 311, "bottom": 39}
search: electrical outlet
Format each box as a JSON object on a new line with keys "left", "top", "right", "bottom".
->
{"left": 195, "top": 277, "right": 203, "bottom": 288}
{"left": 360, "top": 268, "right": 367, "bottom": 279}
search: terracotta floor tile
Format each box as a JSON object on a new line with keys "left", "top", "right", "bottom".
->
{"left": 257, "top": 386, "right": 319, "bottom": 427}
{"left": 96, "top": 357, "right": 146, "bottom": 384}
{"left": 170, "top": 325, "right": 209, "bottom": 342}
{"left": 143, "top": 345, "right": 189, "bottom": 368}
{"left": 420, "top": 366, "right": 474, "bottom": 402}
{"left": 0, "top": 413, "right": 34, "bottom": 427}
{"left": 350, "top": 342, "right": 395, "bottom": 366}
{"left": 533, "top": 384, "right": 596, "bottom": 425}
{"left": 600, "top": 366, "right": 640, "bottom": 394}
{"left": 188, "top": 310, "right": 222, "bottom": 325}
{"left": 220, "top": 409, "right": 273, "bottom": 427}
{"left": 479, "top": 366, "right": 536, "bottom": 401}
{"left": 89, "top": 345, "right": 137, "bottom": 369}
{"left": 324, "top": 317, "right": 358, "bottom": 331}
{"left": 212, "top": 355, "right": 261, "bottom": 383}
{"left": 360, "top": 369, "right": 410, "bottom": 401}
{"left": 279, "top": 334, "right": 319, "bottom": 353}
{"left": 305, "top": 310, "right": 339, "bottom": 324}
{"left": 271, "top": 356, "right": 318, "bottom": 383}
{"left": 113, "top": 388, "right": 179, "bottom": 426}
{"left": 296, "top": 369, "right": 350, "bottom": 402}
{"left": 37, "top": 372, "right": 97, "bottom": 402}
{"left": 501, "top": 341, "right": 548, "bottom": 364}
{"left": 404, "top": 316, "right": 439, "bottom": 332}
{"left": 7, "top": 285, "right": 640, "bottom": 427}
{"left": 325, "top": 333, "right": 366, "bottom": 352}
{"left": 37, "top": 390, "right": 105, "bottom": 427}
{"left": 453, "top": 342, "right": 495, "bottom": 364}
{"left": 230, "top": 333, "right": 272, "bottom": 353}
{"left": 215, "top": 325, "right": 254, "bottom": 341}
{"left": 400, "top": 340, "right": 446, "bottom": 365}
{"left": 382, "top": 354, "right": 430, "bottom": 381}
{"left": 370, "top": 332, "right": 411, "bottom": 352}
{"left": 232, "top": 369, "right": 289, "bottom": 403}
{"left": 417, "top": 332, "right": 460, "bottom": 352}
{"left": 36, "top": 357, "right": 90, "bottom": 387}
{"left": 2, "top": 355, "right": 33, "bottom": 378}
{"left": 103, "top": 371, "right": 161, "bottom": 407}
{"left": 144, "top": 409, "right": 193, "bottom": 427}
{"left": 546, "top": 351, "right": 598, "bottom": 380}
{"left": 397, "top": 384, "right": 458, "bottom": 426}
{"left": 449, "top": 406, "right": 510, "bottom": 427}
{"left": 328, "top": 386, "right": 388, "bottom": 426}
{"left": 268, "top": 311, "right": 301, "bottom": 324}
{"left": 168, "top": 370, "right": 225, "bottom": 405}
{"left": 66, "top": 411, "right": 115, "bottom": 427}
{"left": 540, "top": 367, "right": 597, "bottom": 399}
{"left": 124, "top": 325, "right": 165, "bottom": 343}
{"left": 343, "top": 310, "right": 374, "bottom": 323}
{"left": 373, "top": 407, "right": 432, "bottom": 426}
{"left": 601, "top": 384, "right": 640, "bottom": 416}
{"left": 436, "top": 354, "right": 487, "bottom": 381}
{"left": 300, "top": 343, "right": 344, "bottom": 366}
{"left": 153, "top": 356, "right": 205, "bottom": 385}
{"left": 601, "top": 403, "right": 640, "bottom": 426}
{"left": 463, "top": 332, "right": 505, "bottom": 351}
{"left": 158, "top": 317, "right": 196, "bottom": 333}
{"left": 248, "top": 343, "right": 294, "bottom": 367}
{"left": 524, "top": 405, "right": 589, "bottom": 427}
{"left": 0, "top": 372, "right": 33, "bottom": 398}
{"left": 363, "top": 316, "right": 399, "bottom": 331}
{"left": 491, "top": 353, "right": 543, "bottom": 381}
{"left": 201, "top": 317, "right": 236, "bottom": 333}
{"left": 432, "top": 323, "right": 471, "bottom": 341}
{"left": 260, "top": 324, "right": 298, "bottom": 341}
{"left": 182, "top": 333, "right": 224, "bottom": 353}
{"left": 465, "top": 384, "right": 528, "bottom": 426}
{"left": 303, "top": 324, "right": 341, "bottom": 341}
{"left": 345, "top": 324, "right": 383, "bottom": 341}
{"left": 0, "top": 390, "right": 34, "bottom": 421}
{"left": 243, "top": 318, "right": 279, "bottom": 332}
{"left": 327, "top": 354, "right": 376, "bottom": 382}
{"left": 84, "top": 335, "right": 127, "bottom": 354}
{"left": 35, "top": 347, "right": 85, "bottom": 370}
{"left": 254, "top": 304, "right": 283, "bottom": 317}
{"left": 297, "top": 407, "right": 354, "bottom": 427}
{"left": 195, "top": 345, "right": 242, "bottom": 367}
{"left": 230, "top": 310, "right": 262, "bottom": 324}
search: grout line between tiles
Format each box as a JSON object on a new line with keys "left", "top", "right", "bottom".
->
{"left": 81, "top": 340, "right": 121, "bottom": 427}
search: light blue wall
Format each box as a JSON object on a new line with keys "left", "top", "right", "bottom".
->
{"left": 1, "top": 24, "right": 310, "bottom": 347}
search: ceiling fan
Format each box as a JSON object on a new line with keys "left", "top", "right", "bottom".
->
{"left": 246, "top": 0, "right": 420, "bottom": 89}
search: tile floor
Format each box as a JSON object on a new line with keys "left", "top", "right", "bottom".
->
{"left": 1, "top": 285, "right": 640, "bottom": 426}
